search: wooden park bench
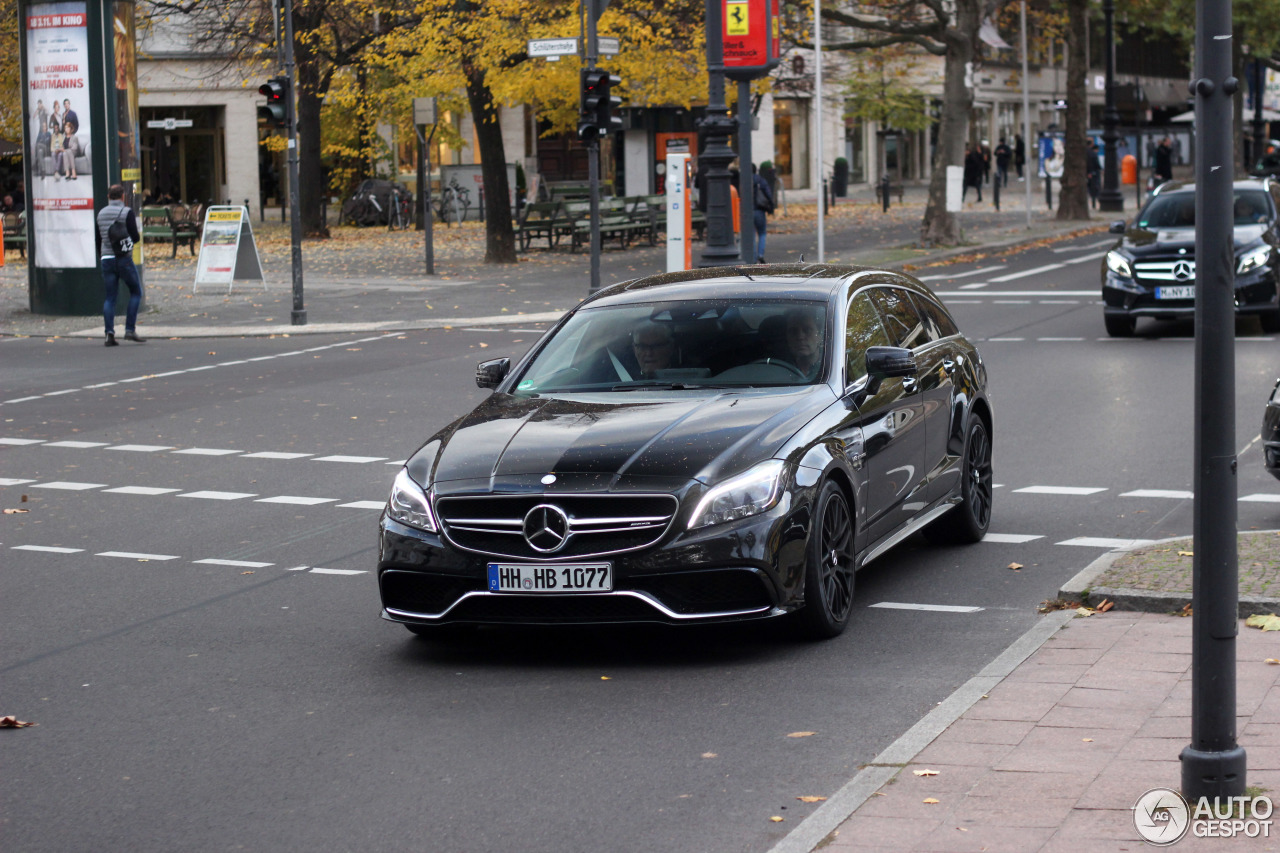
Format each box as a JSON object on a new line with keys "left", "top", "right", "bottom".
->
{"left": 514, "top": 201, "right": 568, "bottom": 251}
{"left": 3, "top": 212, "right": 26, "bottom": 258}
{"left": 140, "top": 205, "right": 199, "bottom": 257}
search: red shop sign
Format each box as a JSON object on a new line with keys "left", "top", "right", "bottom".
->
{"left": 722, "top": 0, "right": 780, "bottom": 81}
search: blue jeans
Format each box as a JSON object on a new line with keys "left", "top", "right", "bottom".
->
{"left": 753, "top": 210, "right": 768, "bottom": 261}
{"left": 102, "top": 256, "right": 141, "bottom": 336}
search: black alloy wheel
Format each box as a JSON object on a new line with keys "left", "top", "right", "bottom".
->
{"left": 926, "top": 418, "right": 993, "bottom": 544}
{"left": 797, "top": 480, "right": 856, "bottom": 639}
{"left": 1105, "top": 314, "right": 1136, "bottom": 337}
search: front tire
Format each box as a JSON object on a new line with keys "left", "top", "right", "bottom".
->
{"left": 1105, "top": 314, "right": 1136, "bottom": 337}
{"left": 926, "top": 417, "right": 993, "bottom": 545}
{"left": 796, "top": 481, "right": 856, "bottom": 639}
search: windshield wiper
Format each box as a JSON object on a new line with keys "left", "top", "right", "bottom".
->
{"left": 610, "top": 382, "right": 731, "bottom": 391}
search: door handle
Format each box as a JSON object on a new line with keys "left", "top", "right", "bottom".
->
{"left": 902, "top": 376, "right": 918, "bottom": 393}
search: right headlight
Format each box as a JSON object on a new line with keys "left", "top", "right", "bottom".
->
{"left": 1237, "top": 244, "right": 1272, "bottom": 275}
{"left": 387, "top": 468, "right": 437, "bottom": 532}
{"left": 688, "top": 459, "right": 786, "bottom": 530}
{"left": 1106, "top": 250, "right": 1134, "bottom": 278}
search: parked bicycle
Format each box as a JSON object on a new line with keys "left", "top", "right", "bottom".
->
{"left": 387, "top": 184, "right": 413, "bottom": 231}
{"left": 435, "top": 177, "right": 470, "bottom": 226}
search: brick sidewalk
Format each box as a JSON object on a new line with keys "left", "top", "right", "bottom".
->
{"left": 820, "top": 613, "right": 1280, "bottom": 852}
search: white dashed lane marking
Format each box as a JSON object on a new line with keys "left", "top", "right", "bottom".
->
{"left": 313, "top": 455, "right": 388, "bottom": 464}
{"left": 1121, "top": 489, "right": 1194, "bottom": 499}
{"left": 32, "top": 481, "right": 108, "bottom": 490}
{"left": 0, "top": 333, "right": 403, "bottom": 409}
{"left": 1014, "top": 485, "right": 1108, "bottom": 496}
{"left": 1057, "top": 537, "right": 1157, "bottom": 549}
{"left": 8, "top": 546, "right": 365, "bottom": 576}
{"left": 104, "top": 486, "right": 181, "bottom": 495}
{"left": 981, "top": 533, "right": 1044, "bottom": 544}
{"left": 172, "top": 448, "right": 242, "bottom": 456}
{"left": 178, "top": 491, "right": 259, "bottom": 500}
{"left": 255, "top": 496, "right": 339, "bottom": 505}
{"left": 45, "top": 440, "right": 108, "bottom": 448}
{"left": 108, "top": 444, "right": 174, "bottom": 452}
{"left": 870, "top": 602, "right": 985, "bottom": 613}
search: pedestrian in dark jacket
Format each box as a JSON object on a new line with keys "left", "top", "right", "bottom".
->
{"left": 751, "top": 163, "right": 775, "bottom": 264}
{"left": 994, "top": 138, "right": 1011, "bottom": 187}
{"left": 962, "top": 144, "right": 984, "bottom": 202}
{"left": 1014, "top": 134, "right": 1026, "bottom": 180}
{"left": 1154, "top": 137, "right": 1173, "bottom": 184}
{"left": 96, "top": 184, "right": 145, "bottom": 346}
{"left": 1086, "top": 140, "right": 1102, "bottom": 209}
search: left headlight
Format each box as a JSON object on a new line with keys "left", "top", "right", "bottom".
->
{"left": 1105, "top": 250, "right": 1134, "bottom": 279}
{"left": 688, "top": 459, "right": 786, "bottom": 530}
{"left": 387, "top": 468, "right": 437, "bottom": 532}
{"left": 1237, "top": 244, "right": 1272, "bottom": 275}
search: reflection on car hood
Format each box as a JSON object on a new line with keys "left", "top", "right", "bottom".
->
{"left": 428, "top": 388, "right": 833, "bottom": 487}
{"left": 1120, "top": 224, "right": 1268, "bottom": 253}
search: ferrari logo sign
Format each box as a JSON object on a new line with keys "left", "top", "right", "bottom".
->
{"left": 726, "top": 0, "right": 749, "bottom": 34}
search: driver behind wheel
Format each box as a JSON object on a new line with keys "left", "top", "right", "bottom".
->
{"left": 785, "top": 306, "right": 824, "bottom": 380}
{"left": 631, "top": 321, "right": 680, "bottom": 378}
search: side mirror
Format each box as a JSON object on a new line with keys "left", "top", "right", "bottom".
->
{"left": 865, "top": 346, "right": 916, "bottom": 379}
{"left": 1109, "top": 220, "right": 1126, "bottom": 234}
{"left": 475, "top": 357, "right": 511, "bottom": 389}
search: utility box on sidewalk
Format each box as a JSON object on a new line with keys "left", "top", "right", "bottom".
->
{"left": 946, "top": 166, "right": 963, "bottom": 212}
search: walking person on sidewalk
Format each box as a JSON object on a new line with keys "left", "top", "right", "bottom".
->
{"left": 994, "top": 137, "right": 1011, "bottom": 187}
{"left": 751, "top": 163, "right": 775, "bottom": 264}
{"left": 96, "top": 184, "right": 145, "bottom": 346}
{"left": 1014, "top": 133, "right": 1026, "bottom": 180}
{"left": 962, "top": 144, "right": 984, "bottom": 202}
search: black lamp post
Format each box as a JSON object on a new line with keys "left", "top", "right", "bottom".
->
{"left": 1253, "top": 58, "right": 1267, "bottom": 172}
{"left": 1098, "top": 0, "right": 1124, "bottom": 212}
{"left": 697, "top": 0, "right": 742, "bottom": 267}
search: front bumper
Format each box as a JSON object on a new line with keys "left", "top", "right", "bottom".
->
{"left": 1103, "top": 267, "right": 1279, "bottom": 320}
{"left": 377, "top": 495, "right": 813, "bottom": 627}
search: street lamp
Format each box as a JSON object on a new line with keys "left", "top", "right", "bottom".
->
{"left": 1097, "top": 0, "right": 1124, "bottom": 212}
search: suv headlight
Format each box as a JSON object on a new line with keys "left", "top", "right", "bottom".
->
{"left": 1237, "top": 244, "right": 1272, "bottom": 275}
{"left": 688, "top": 459, "right": 785, "bottom": 530}
{"left": 1106, "top": 250, "right": 1134, "bottom": 278}
{"left": 387, "top": 468, "right": 437, "bottom": 532}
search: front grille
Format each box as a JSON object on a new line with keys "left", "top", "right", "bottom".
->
{"left": 630, "top": 569, "right": 774, "bottom": 615}
{"left": 435, "top": 493, "right": 679, "bottom": 560}
{"left": 1134, "top": 259, "right": 1196, "bottom": 282}
{"left": 380, "top": 570, "right": 476, "bottom": 616}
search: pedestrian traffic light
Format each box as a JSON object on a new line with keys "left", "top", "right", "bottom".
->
{"left": 258, "top": 76, "right": 290, "bottom": 129}
{"left": 579, "top": 68, "right": 622, "bottom": 140}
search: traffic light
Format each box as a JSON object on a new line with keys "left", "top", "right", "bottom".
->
{"left": 578, "top": 67, "right": 622, "bottom": 140}
{"left": 258, "top": 76, "right": 290, "bottom": 129}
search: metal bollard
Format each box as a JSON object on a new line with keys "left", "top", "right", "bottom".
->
{"left": 880, "top": 174, "right": 891, "bottom": 213}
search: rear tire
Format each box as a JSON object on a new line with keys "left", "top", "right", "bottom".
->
{"left": 796, "top": 481, "right": 856, "bottom": 640}
{"left": 1105, "top": 314, "right": 1136, "bottom": 337}
{"left": 925, "top": 417, "right": 993, "bottom": 545}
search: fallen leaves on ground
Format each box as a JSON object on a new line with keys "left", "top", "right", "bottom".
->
{"left": 769, "top": 816, "right": 784, "bottom": 822}
{"left": 3, "top": 508, "right": 29, "bottom": 514}
{"left": 1178, "top": 603, "right": 1194, "bottom": 617}
{"left": 1008, "top": 562, "right": 1023, "bottom": 571}
{"left": 786, "top": 731, "right": 816, "bottom": 738}
{"left": 1178, "top": 550, "right": 1194, "bottom": 557}
{"left": 1245, "top": 613, "right": 1280, "bottom": 632}
{"left": 1265, "top": 659, "right": 1280, "bottom": 665}
{"left": 1038, "top": 598, "right": 1081, "bottom": 613}
{"left": 0, "top": 716, "right": 36, "bottom": 728}
{"left": 913, "top": 769, "right": 940, "bottom": 777}
{"left": 701, "top": 752, "right": 717, "bottom": 758}
{"left": 796, "top": 796, "right": 827, "bottom": 803}
{"left": 1075, "top": 607, "right": 1095, "bottom": 617}
{"left": 922, "top": 798, "right": 940, "bottom": 804}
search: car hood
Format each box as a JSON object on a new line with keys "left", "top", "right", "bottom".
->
{"left": 1120, "top": 224, "right": 1269, "bottom": 254}
{"left": 419, "top": 388, "right": 833, "bottom": 489}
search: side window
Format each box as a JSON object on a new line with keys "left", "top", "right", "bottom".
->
{"left": 868, "top": 287, "right": 929, "bottom": 349}
{"left": 911, "top": 292, "right": 960, "bottom": 339}
{"left": 845, "top": 292, "right": 891, "bottom": 382}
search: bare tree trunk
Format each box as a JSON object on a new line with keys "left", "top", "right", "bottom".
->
{"left": 1058, "top": 0, "right": 1090, "bottom": 220}
{"left": 463, "top": 60, "right": 517, "bottom": 264}
{"left": 920, "top": 2, "right": 979, "bottom": 246}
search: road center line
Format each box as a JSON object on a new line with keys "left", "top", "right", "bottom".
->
{"left": 869, "top": 602, "right": 985, "bottom": 613}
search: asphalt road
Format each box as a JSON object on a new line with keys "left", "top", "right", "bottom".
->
{"left": 2, "top": 234, "right": 1278, "bottom": 853}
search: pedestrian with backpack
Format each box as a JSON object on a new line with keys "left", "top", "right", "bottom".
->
{"left": 96, "top": 184, "right": 144, "bottom": 346}
{"left": 751, "top": 163, "right": 775, "bottom": 264}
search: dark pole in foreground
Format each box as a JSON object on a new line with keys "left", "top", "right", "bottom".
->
{"left": 1181, "top": 0, "right": 1246, "bottom": 804}
{"left": 738, "top": 79, "right": 754, "bottom": 265}
{"left": 1253, "top": 59, "right": 1266, "bottom": 174}
{"left": 586, "top": 4, "right": 602, "bottom": 293}
{"left": 282, "top": 0, "right": 305, "bottom": 325}
{"left": 1097, "top": 0, "right": 1124, "bottom": 213}
{"left": 698, "top": 0, "right": 741, "bottom": 267}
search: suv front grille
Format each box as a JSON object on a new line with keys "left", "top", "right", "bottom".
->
{"left": 434, "top": 493, "right": 679, "bottom": 560}
{"left": 1134, "top": 259, "right": 1196, "bottom": 281}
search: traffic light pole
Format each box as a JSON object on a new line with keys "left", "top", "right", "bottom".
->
{"left": 586, "top": 5, "right": 602, "bottom": 294}
{"left": 282, "top": 0, "right": 306, "bottom": 325}
{"left": 698, "top": 0, "right": 741, "bottom": 268}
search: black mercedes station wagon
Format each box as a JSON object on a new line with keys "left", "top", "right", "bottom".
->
{"left": 378, "top": 265, "right": 994, "bottom": 639}
{"left": 1101, "top": 177, "right": 1280, "bottom": 336}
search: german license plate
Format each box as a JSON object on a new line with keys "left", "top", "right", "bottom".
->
{"left": 487, "top": 563, "right": 612, "bottom": 593}
{"left": 1156, "top": 285, "right": 1195, "bottom": 300}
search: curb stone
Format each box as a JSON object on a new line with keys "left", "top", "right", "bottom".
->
{"left": 1058, "top": 532, "right": 1280, "bottom": 617}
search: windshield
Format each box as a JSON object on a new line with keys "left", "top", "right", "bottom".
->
{"left": 1137, "top": 190, "right": 1273, "bottom": 228}
{"left": 513, "top": 299, "right": 829, "bottom": 395}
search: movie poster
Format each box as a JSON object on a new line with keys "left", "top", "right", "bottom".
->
{"left": 26, "top": 2, "right": 95, "bottom": 268}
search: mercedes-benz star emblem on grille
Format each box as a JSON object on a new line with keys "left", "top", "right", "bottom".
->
{"left": 523, "top": 504, "right": 571, "bottom": 552}
{"left": 1172, "top": 260, "right": 1195, "bottom": 281}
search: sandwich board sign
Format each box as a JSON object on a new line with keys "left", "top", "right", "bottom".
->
{"left": 194, "top": 206, "right": 264, "bottom": 292}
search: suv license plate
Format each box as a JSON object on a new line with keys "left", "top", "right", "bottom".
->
{"left": 487, "top": 563, "right": 612, "bottom": 593}
{"left": 1156, "top": 285, "right": 1195, "bottom": 300}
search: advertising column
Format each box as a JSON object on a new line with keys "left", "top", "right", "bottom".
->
{"left": 21, "top": 0, "right": 134, "bottom": 315}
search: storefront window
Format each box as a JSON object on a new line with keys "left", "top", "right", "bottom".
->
{"left": 773, "top": 98, "right": 810, "bottom": 189}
